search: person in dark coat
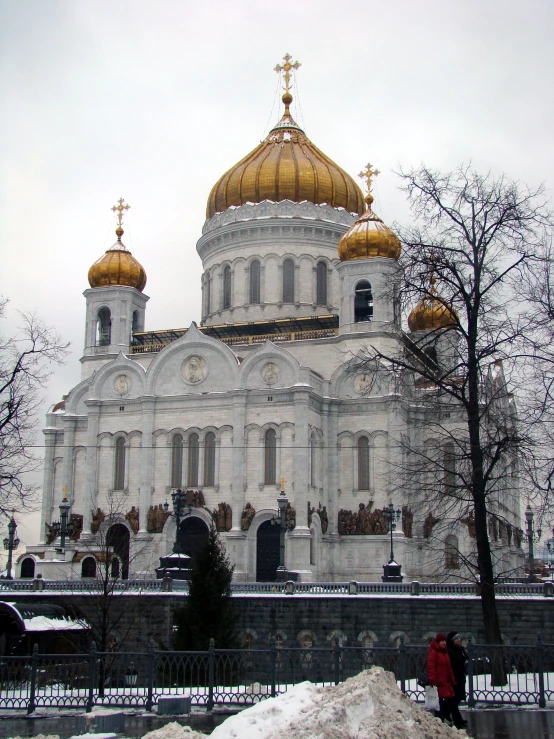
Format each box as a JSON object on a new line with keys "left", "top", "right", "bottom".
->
{"left": 427, "top": 632, "right": 456, "bottom": 723}
{"left": 447, "top": 631, "right": 469, "bottom": 729}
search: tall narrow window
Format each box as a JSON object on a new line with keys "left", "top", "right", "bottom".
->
{"left": 354, "top": 281, "right": 373, "bottom": 322}
{"left": 188, "top": 433, "right": 199, "bottom": 487}
{"left": 264, "top": 428, "right": 277, "bottom": 485}
{"left": 171, "top": 434, "right": 183, "bottom": 488}
{"left": 316, "top": 262, "right": 328, "bottom": 305}
{"left": 97, "top": 307, "right": 112, "bottom": 345}
{"left": 250, "top": 260, "right": 261, "bottom": 304}
{"left": 310, "top": 432, "right": 317, "bottom": 487}
{"left": 444, "top": 442, "right": 456, "bottom": 495}
{"left": 204, "top": 273, "right": 211, "bottom": 317}
{"left": 283, "top": 259, "right": 295, "bottom": 303}
{"left": 114, "top": 437, "right": 126, "bottom": 490}
{"left": 445, "top": 535, "right": 460, "bottom": 569}
{"left": 223, "top": 266, "right": 231, "bottom": 309}
{"left": 204, "top": 432, "right": 216, "bottom": 486}
{"left": 358, "top": 436, "right": 370, "bottom": 490}
{"left": 132, "top": 310, "right": 139, "bottom": 333}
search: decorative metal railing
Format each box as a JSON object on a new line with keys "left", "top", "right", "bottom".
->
{"left": 0, "top": 636, "right": 552, "bottom": 713}
{"left": 1, "top": 578, "right": 551, "bottom": 597}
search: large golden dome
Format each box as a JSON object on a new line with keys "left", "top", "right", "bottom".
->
{"left": 338, "top": 164, "right": 401, "bottom": 261}
{"left": 88, "top": 226, "right": 147, "bottom": 292}
{"left": 408, "top": 278, "right": 457, "bottom": 332}
{"left": 206, "top": 93, "right": 365, "bottom": 219}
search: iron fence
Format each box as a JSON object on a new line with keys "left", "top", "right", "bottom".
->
{"left": 0, "top": 636, "right": 551, "bottom": 713}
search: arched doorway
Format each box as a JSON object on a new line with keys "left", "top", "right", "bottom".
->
{"left": 20, "top": 558, "right": 35, "bottom": 578}
{"left": 178, "top": 517, "right": 209, "bottom": 559}
{"left": 106, "top": 524, "right": 130, "bottom": 580}
{"left": 256, "top": 520, "right": 280, "bottom": 582}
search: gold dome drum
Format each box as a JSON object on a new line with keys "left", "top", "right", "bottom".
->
{"left": 207, "top": 110, "right": 365, "bottom": 219}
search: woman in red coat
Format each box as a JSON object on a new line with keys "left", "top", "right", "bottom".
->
{"left": 427, "top": 632, "right": 456, "bottom": 723}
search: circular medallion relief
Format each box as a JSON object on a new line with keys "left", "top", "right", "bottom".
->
{"left": 113, "top": 374, "right": 131, "bottom": 396}
{"left": 181, "top": 355, "right": 207, "bottom": 384}
{"left": 353, "top": 372, "right": 372, "bottom": 395}
{"left": 262, "top": 362, "right": 279, "bottom": 385}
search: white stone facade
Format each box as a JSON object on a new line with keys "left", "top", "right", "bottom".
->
{"left": 22, "top": 201, "right": 525, "bottom": 583}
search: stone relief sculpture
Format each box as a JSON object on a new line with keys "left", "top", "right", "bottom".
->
{"left": 338, "top": 502, "right": 391, "bottom": 535}
{"left": 45, "top": 522, "right": 57, "bottom": 545}
{"left": 91, "top": 508, "right": 105, "bottom": 534}
{"left": 70, "top": 513, "right": 83, "bottom": 541}
{"left": 113, "top": 374, "right": 131, "bottom": 395}
{"left": 401, "top": 506, "right": 413, "bottom": 538}
{"left": 147, "top": 504, "right": 170, "bottom": 534}
{"left": 262, "top": 362, "right": 279, "bottom": 385}
{"left": 182, "top": 355, "right": 206, "bottom": 384}
{"left": 185, "top": 488, "right": 205, "bottom": 507}
{"left": 125, "top": 506, "right": 140, "bottom": 534}
{"left": 213, "top": 502, "right": 232, "bottom": 532}
{"left": 241, "top": 502, "right": 255, "bottom": 530}
{"left": 285, "top": 502, "right": 296, "bottom": 531}
{"left": 423, "top": 512, "right": 440, "bottom": 538}
{"left": 308, "top": 501, "right": 329, "bottom": 533}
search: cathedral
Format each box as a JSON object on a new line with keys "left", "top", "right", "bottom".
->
{"left": 19, "top": 56, "right": 524, "bottom": 583}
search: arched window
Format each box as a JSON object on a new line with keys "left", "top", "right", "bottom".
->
{"left": 171, "top": 434, "right": 183, "bottom": 488}
{"left": 316, "top": 262, "right": 328, "bottom": 305}
{"left": 20, "top": 558, "right": 35, "bottom": 578}
{"left": 188, "top": 433, "right": 199, "bottom": 487}
{"left": 264, "top": 428, "right": 277, "bottom": 485}
{"left": 114, "top": 437, "right": 126, "bottom": 490}
{"left": 132, "top": 310, "right": 139, "bottom": 334}
{"left": 81, "top": 556, "right": 96, "bottom": 578}
{"left": 204, "top": 432, "right": 216, "bottom": 486}
{"left": 354, "top": 281, "right": 373, "bottom": 323}
{"left": 204, "top": 272, "right": 211, "bottom": 317}
{"left": 358, "top": 436, "right": 370, "bottom": 490}
{"left": 283, "top": 259, "right": 295, "bottom": 303}
{"left": 249, "top": 260, "right": 261, "bottom": 304}
{"left": 445, "top": 535, "right": 460, "bottom": 569}
{"left": 223, "top": 266, "right": 232, "bottom": 309}
{"left": 111, "top": 557, "right": 120, "bottom": 578}
{"left": 97, "top": 307, "right": 112, "bottom": 346}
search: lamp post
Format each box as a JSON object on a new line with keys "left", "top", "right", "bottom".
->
{"left": 59, "top": 496, "right": 71, "bottom": 549}
{"left": 271, "top": 478, "right": 294, "bottom": 581}
{"left": 164, "top": 489, "right": 192, "bottom": 554}
{"left": 525, "top": 504, "right": 541, "bottom": 583}
{"left": 382, "top": 503, "right": 403, "bottom": 583}
{"left": 3, "top": 514, "right": 20, "bottom": 581}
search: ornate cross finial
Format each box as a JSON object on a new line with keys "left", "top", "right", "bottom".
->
{"left": 274, "top": 54, "right": 301, "bottom": 115}
{"left": 358, "top": 163, "right": 380, "bottom": 195}
{"left": 112, "top": 197, "right": 130, "bottom": 227}
{"left": 280, "top": 476, "right": 286, "bottom": 493}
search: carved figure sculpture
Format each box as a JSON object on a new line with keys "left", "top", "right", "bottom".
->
{"left": 241, "top": 502, "right": 255, "bottom": 531}
{"left": 319, "top": 505, "right": 329, "bottom": 534}
{"left": 45, "top": 522, "right": 57, "bottom": 545}
{"left": 507, "top": 523, "right": 513, "bottom": 546}
{"left": 488, "top": 514, "right": 499, "bottom": 541}
{"left": 70, "top": 514, "right": 83, "bottom": 541}
{"left": 91, "top": 508, "right": 105, "bottom": 535}
{"left": 402, "top": 506, "right": 413, "bottom": 538}
{"left": 147, "top": 505, "right": 156, "bottom": 533}
{"left": 155, "top": 504, "right": 170, "bottom": 533}
{"left": 423, "top": 512, "right": 440, "bottom": 538}
{"left": 461, "top": 511, "right": 476, "bottom": 538}
{"left": 285, "top": 502, "right": 296, "bottom": 530}
{"left": 514, "top": 528, "right": 523, "bottom": 548}
{"left": 125, "top": 506, "right": 140, "bottom": 534}
{"left": 307, "top": 501, "right": 315, "bottom": 527}
{"left": 212, "top": 502, "right": 232, "bottom": 532}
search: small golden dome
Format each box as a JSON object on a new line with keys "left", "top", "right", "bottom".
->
{"left": 88, "top": 227, "right": 147, "bottom": 292}
{"left": 408, "top": 278, "right": 457, "bottom": 332}
{"left": 338, "top": 164, "right": 401, "bottom": 261}
{"left": 207, "top": 94, "right": 365, "bottom": 219}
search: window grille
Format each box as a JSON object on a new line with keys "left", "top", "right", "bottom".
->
{"left": 204, "top": 432, "right": 216, "bottom": 486}
{"left": 316, "top": 262, "right": 327, "bottom": 305}
{"left": 283, "top": 259, "right": 295, "bottom": 302}
{"left": 250, "top": 260, "right": 261, "bottom": 304}
{"left": 223, "top": 266, "right": 231, "bottom": 309}
{"left": 171, "top": 435, "right": 183, "bottom": 488}
{"left": 358, "top": 436, "right": 370, "bottom": 490}
{"left": 188, "top": 433, "right": 199, "bottom": 487}
{"left": 114, "top": 437, "right": 126, "bottom": 490}
{"left": 264, "top": 428, "right": 277, "bottom": 485}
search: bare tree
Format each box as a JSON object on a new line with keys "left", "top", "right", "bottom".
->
{"left": 0, "top": 298, "right": 69, "bottom": 515}
{"left": 355, "top": 164, "right": 551, "bottom": 647}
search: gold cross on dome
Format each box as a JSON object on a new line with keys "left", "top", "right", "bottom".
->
{"left": 274, "top": 53, "right": 301, "bottom": 94}
{"left": 280, "top": 476, "right": 286, "bottom": 493}
{"left": 359, "top": 163, "right": 380, "bottom": 194}
{"left": 111, "top": 197, "right": 130, "bottom": 227}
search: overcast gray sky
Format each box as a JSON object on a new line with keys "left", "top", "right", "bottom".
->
{"left": 1, "top": 0, "right": 553, "bottom": 560}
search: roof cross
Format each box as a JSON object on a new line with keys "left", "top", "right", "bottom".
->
{"left": 112, "top": 197, "right": 131, "bottom": 228}
{"left": 358, "top": 163, "right": 380, "bottom": 195}
{"left": 274, "top": 53, "right": 301, "bottom": 95}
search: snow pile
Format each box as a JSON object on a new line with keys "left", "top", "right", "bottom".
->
{"left": 211, "top": 667, "right": 467, "bottom": 739}
{"left": 142, "top": 722, "right": 206, "bottom": 739}
{"left": 7, "top": 736, "right": 60, "bottom": 739}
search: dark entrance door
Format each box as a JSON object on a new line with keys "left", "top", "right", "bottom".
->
{"left": 256, "top": 520, "right": 280, "bottom": 581}
{"left": 178, "top": 517, "right": 209, "bottom": 559}
{"left": 107, "top": 524, "right": 130, "bottom": 579}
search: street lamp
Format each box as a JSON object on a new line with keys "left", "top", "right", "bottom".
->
{"left": 525, "top": 504, "right": 542, "bottom": 583}
{"left": 271, "top": 478, "right": 294, "bottom": 581}
{"left": 59, "top": 496, "right": 71, "bottom": 548}
{"left": 3, "top": 514, "right": 20, "bottom": 581}
{"left": 164, "top": 489, "right": 192, "bottom": 554}
{"left": 382, "top": 503, "right": 403, "bottom": 583}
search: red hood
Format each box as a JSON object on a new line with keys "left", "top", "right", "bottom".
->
{"left": 430, "top": 640, "right": 447, "bottom": 653}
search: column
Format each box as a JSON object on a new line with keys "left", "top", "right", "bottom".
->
{"left": 288, "top": 388, "right": 311, "bottom": 576}
{"left": 138, "top": 396, "right": 156, "bottom": 534}
{"left": 40, "top": 428, "right": 57, "bottom": 544}
{"left": 228, "top": 391, "right": 247, "bottom": 580}
{"left": 82, "top": 402, "right": 100, "bottom": 538}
